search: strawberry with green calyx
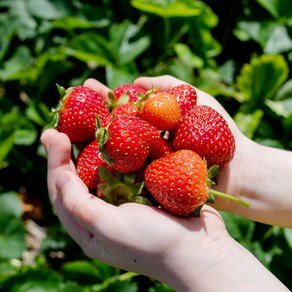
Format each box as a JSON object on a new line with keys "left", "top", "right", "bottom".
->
{"left": 96, "top": 115, "right": 160, "bottom": 173}
{"left": 144, "top": 150, "right": 249, "bottom": 217}
{"left": 51, "top": 84, "right": 111, "bottom": 144}
{"left": 113, "top": 84, "right": 147, "bottom": 103}
{"left": 76, "top": 140, "right": 115, "bottom": 190}
{"left": 139, "top": 91, "right": 181, "bottom": 131}
{"left": 165, "top": 84, "right": 197, "bottom": 116}
{"left": 106, "top": 84, "right": 147, "bottom": 111}
{"left": 97, "top": 166, "right": 152, "bottom": 206}
{"left": 172, "top": 105, "right": 236, "bottom": 168}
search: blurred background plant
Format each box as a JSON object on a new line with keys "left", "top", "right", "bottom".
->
{"left": 0, "top": 0, "right": 291, "bottom": 290}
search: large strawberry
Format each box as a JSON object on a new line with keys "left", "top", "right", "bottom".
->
{"left": 52, "top": 85, "right": 111, "bottom": 143}
{"left": 139, "top": 91, "right": 181, "bottom": 131}
{"left": 97, "top": 115, "right": 160, "bottom": 173}
{"left": 172, "top": 105, "right": 235, "bottom": 167}
{"left": 165, "top": 84, "right": 197, "bottom": 116}
{"left": 144, "top": 149, "right": 249, "bottom": 217}
{"left": 76, "top": 140, "right": 114, "bottom": 189}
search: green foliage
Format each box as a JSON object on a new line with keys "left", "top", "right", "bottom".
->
{"left": 0, "top": 0, "right": 291, "bottom": 290}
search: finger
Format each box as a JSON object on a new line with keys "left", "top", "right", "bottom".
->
{"left": 41, "top": 129, "right": 76, "bottom": 201}
{"left": 133, "top": 75, "right": 186, "bottom": 91}
{"left": 55, "top": 170, "right": 117, "bottom": 237}
{"left": 52, "top": 171, "right": 97, "bottom": 247}
{"left": 83, "top": 78, "right": 111, "bottom": 101}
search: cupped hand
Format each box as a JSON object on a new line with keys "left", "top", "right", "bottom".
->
{"left": 41, "top": 128, "right": 231, "bottom": 290}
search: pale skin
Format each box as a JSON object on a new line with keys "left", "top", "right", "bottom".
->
{"left": 41, "top": 75, "right": 291, "bottom": 291}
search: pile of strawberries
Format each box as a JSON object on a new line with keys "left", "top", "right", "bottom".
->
{"left": 51, "top": 82, "right": 248, "bottom": 217}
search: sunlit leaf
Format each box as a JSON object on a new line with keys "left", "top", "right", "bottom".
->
{"left": 131, "top": 0, "right": 202, "bottom": 18}
{"left": 27, "top": 0, "right": 71, "bottom": 19}
{"left": 236, "top": 54, "right": 289, "bottom": 105}
{"left": 234, "top": 109, "right": 264, "bottom": 139}
{"left": 109, "top": 21, "right": 150, "bottom": 65}
{"left": 174, "top": 43, "right": 203, "bottom": 68}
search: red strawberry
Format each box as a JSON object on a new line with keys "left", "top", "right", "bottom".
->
{"left": 140, "top": 91, "right": 181, "bottom": 131}
{"left": 97, "top": 115, "right": 160, "bottom": 173}
{"left": 144, "top": 150, "right": 209, "bottom": 216}
{"left": 149, "top": 136, "right": 172, "bottom": 161}
{"left": 165, "top": 84, "right": 197, "bottom": 116}
{"left": 111, "top": 103, "right": 139, "bottom": 119}
{"left": 52, "top": 85, "right": 111, "bottom": 143}
{"left": 76, "top": 140, "right": 114, "bottom": 189}
{"left": 172, "top": 105, "right": 235, "bottom": 167}
{"left": 113, "top": 84, "right": 147, "bottom": 102}
{"left": 145, "top": 150, "right": 249, "bottom": 217}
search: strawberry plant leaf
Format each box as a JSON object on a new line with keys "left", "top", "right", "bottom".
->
{"left": 236, "top": 54, "right": 289, "bottom": 106}
{"left": 0, "top": 192, "right": 26, "bottom": 259}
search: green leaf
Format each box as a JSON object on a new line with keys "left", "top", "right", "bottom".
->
{"left": 255, "top": 0, "right": 292, "bottom": 20}
{"left": 0, "top": 192, "right": 26, "bottom": 259}
{"left": 284, "top": 228, "right": 292, "bottom": 249}
{"left": 236, "top": 54, "right": 289, "bottom": 105}
{"left": 174, "top": 43, "right": 203, "bottom": 68}
{"left": 274, "top": 80, "right": 292, "bottom": 100}
{"left": 131, "top": 0, "right": 202, "bottom": 18}
{"left": 61, "top": 260, "right": 115, "bottom": 284}
{"left": 109, "top": 21, "right": 151, "bottom": 65}
{"left": 27, "top": 0, "right": 71, "bottom": 20}
{"left": 0, "top": 46, "right": 32, "bottom": 81}
{"left": 234, "top": 109, "right": 264, "bottom": 139}
{"left": 265, "top": 98, "right": 292, "bottom": 118}
{"left": 64, "top": 33, "right": 113, "bottom": 66}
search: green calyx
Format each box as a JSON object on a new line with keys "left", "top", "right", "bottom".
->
{"left": 206, "top": 164, "right": 250, "bottom": 207}
{"left": 48, "top": 84, "right": 74, "bottom": 129}
{"left": 98, "top": 166, "right": 151, "bottom": 206}
{"left": 195, "top": 164, "right": 250, "bottom": 216}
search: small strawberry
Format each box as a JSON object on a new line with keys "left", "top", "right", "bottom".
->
{"left": 97, "top": 115, "right": 160, "bottom": 173}
{"left": 144, "top": 150, "right": 249, "bottom": 217}
{"left": 76, "top": 140, "right": 114, "bottom": 189}
{"left": 172, "top": 105, "right": 235, "bottom": 167}
{"left": 52, "top": 85, "right": 111, "bottom": 143}
{"left": 140, "top": 91, "right": 181, "bottom": 131}
{"left": 149, "top": 136, "right": 172, "bottom": 161}
{"left": 165, "top": 84, "right": 197, "bottom": 116}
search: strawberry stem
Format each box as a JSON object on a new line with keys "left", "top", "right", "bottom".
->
{"left": 210, "top": 189, "right": 250, "bottom": 207}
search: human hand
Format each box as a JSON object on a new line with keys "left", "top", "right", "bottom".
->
{"left": 41, "top": 127, "right": 235, "bottom": 291}
{"left": 41, "top": 77, "right": 289, "bottom": 291}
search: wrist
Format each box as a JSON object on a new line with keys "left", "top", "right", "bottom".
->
{"left": 162, "top": 229, "right": 287, "bottom": 292}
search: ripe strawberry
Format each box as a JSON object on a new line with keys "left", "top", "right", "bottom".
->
{"left": 144, "top": 150, "right": 209, "bottom": 216}
{"left": 165, "top": 84, "right": 197, "bottom": 116}
{"left": 145, "top": 149, "right": 249, "bottom": 217}
{"left": 172, "top": 105, "right": 235, "bottom": 167}
{"left": 149, "top": 136, "right": 172, "bottom": 161}
{"left": 52, "top": 85, "right": 111, "bottom": 143}
{"left": 76, "top": 140, "right": 114, "bottom": 189}
{"left": 111, "top": 103, "right": 139, "bottom": 119}
{"left": 112, "top": 84, "right": 147, "bottom": 102}
{"left": 97, "top": 115, "right": 160, "bottom": 173}
{"left": 140, "top": 91, "right": 181, "bottom": 131}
